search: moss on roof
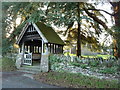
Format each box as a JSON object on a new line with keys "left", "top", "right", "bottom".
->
{"left": 35, "top": 22, "right": 64, "bottom": 45}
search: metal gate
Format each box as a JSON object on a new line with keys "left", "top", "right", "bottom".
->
{"left": 23, "top": 53, "right": 32, "bottom": 65}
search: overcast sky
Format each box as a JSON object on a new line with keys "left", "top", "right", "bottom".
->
{"left": 96, "top": 2, "right": 113, "bottom": 46}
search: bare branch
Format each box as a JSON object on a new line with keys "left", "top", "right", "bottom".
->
{"left": 86, "top": 8, "right": 116, "bottom": 16}
{"left": 83, "top": 8, "right": 108, "bottom": 30}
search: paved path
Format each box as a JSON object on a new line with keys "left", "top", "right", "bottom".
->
{"left": 2, "top": 71, "right": 60, "bottom": 88}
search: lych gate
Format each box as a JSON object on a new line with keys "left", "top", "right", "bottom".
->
{"left": 16, "top": 22, "right": 64, "bottom": 72}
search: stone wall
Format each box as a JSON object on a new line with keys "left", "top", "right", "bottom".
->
{"left": 15, "top": 53, "right": 23, "bottom": 68}
{"left": 40, "top": 54, "right": 49, "bottom": 72}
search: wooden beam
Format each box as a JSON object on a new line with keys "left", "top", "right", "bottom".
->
{"left": 62, "top": 46, "right": 63, "bottom": 53}
{"left": 33, "top": 23, "right": 48, "bottom": 43}
{"left": 21, "top": 42, "right": 25, "bottom": 63}
{"left": 50, "top": 44, "right": 51, "bottom": 53}
{"left": 53, "top": 44, "right": 54, "bottom": 54}
{"left": 55, "top": 44, "right": 56, "bottom": 53}
{"left": 16, "top": 23, "right": 30, "bottom": 45}
{"left": 42, "top": 40, "right": 44, "bottom": 54}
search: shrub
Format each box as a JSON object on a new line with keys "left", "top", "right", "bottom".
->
{"left": 80, "top": 64, "right": 88, "bottom": 69}
{"left": 51, "top": 64, "right": 61, "bottom": 71}
{"left": 102, "top": 60, "right": 116, "bottom": 68}
{"left": 49, "top": 55, "right": 63, "bottom": 64}
{"left": 49, "top": 54, "right": 67, "bottom": 70}
{"left": 89, "top": 60, "right": 100, "bottom": 67}
{"left": 98, "top": 67, "right": 118, "bottom": 74}
{"left": 70, "top": 62, "right": 81, "bottom": 67}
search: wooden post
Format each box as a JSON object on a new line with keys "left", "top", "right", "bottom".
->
{"left": 55, "top": 44, "right": 56, "bottom": 54}
{"left": 22, "top": 42, "right": 24, "bottom": 53}
{"left": 53, "top": 44, "right": 54, "bottom": 54}
{"left": 42, "top": 40, "right": 44, "bottom": 54}
{"left": 50, "top": 44, "right": 51, "bottom": 53}
{"left": 62, "top": 46, "right": 63, "bottom": 53}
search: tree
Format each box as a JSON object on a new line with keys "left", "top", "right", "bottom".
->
{"left": 2, "top": 2, "right": 45, "bottom": 55}
{"left": 2, "top": 2, "right": 110, "bottom": 57}
{"left": 45, "top": 2, "right": 108, "bottom": 57}
{"left": 110, "top": 1, "right": 120, "bottom": 59}
{"left": 73, "top": 1, "right": 120, "bottom": 59}
{"left": 88, "top": 1, "right": 120, "bottom": 59}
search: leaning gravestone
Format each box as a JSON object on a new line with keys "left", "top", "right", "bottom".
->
{"left": 15, "top": 53, "right": 23, "bottom": 68}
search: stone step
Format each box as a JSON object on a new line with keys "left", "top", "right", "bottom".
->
{"left": 17, "top": 69, "right": 39, "bottom": 74}
{"left": 18, "top": 67, "right": 41, "bottom": 74}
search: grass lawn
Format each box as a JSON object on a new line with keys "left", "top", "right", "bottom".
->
{"left": 0, "top": 57, "right": 17, "bottom": 71}
{"left": 34, "top": 71, "right": 119, "bottom": 88}
{"left": 64, "top": 53, "right": 115, "bottom": 59}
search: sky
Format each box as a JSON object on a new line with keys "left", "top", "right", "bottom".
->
{"left": 96, "top": 2, "right": 113, "bottom": 46}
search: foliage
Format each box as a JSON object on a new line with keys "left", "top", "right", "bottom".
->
{"left": 88, "top": 60, "right": 100, "bottom": 67}
{"left": 1, "top": 57, "right": 17, "bottom": 71}
{"left": 46, "top": 2, "right": 108, "bottom": 52}
{"left": 109, "top": 2, "right": 120, "bottom": 59}
{"left": 49, "top": 54, "right": 67, "bottom": 70}
{"left": 49, "top": 54, "right": 119, "bottom": 75}
{"left": 70, "top": 62, "right": 81, "bottom": 67}
{"left": 64, "top": 52, "right": 115, "bottom": 60}
{"left": 98, "top": 67, "right": 118, "bottom": 74}
{"left": 80, "top": 64, "right": 88, "bottom": 69}
{"left": 102, "top": 60, "right": 119, "bottom": 68}
{"left": 70, "top": 62, "right": 88, "bottom": 69}
{"left": 2, "top": 2, "right": 45, "bottom": 55}
{"left": 2, "top": 2, "right": 110, "bottom": 56}
{"left": 49, "top": 54, "right": 64, "bottom": 64}
{"left": 34, "top": 71, "right": 119, "bottom": 88}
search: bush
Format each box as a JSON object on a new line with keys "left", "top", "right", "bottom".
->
{"left": 102, "top": 60, "right": 116, "bottom": 68}
{"left": 80, "top": 64, "right": 88, "bottom": 69}
{"left": 89, "top": 60, "right": 100, "bottom": 67}
{"left": 98, "top": 67, "right": 118, "bottom": 74}
{"left": 49, "top": 55, "right": 63, "bottom": 64}
{"left": 49, "top": 54, "right": 67, "bottom": 70}
{"left": 70, "top": 62, "right": 81, "bottom": 67}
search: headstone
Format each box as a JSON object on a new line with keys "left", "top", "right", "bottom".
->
{"left": 70, "top": 56, "right": 74, "bottom": 62}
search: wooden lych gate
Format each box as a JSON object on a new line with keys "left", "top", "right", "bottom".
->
{"left": 16, "top": 22, "right": 64, "bottom": 68}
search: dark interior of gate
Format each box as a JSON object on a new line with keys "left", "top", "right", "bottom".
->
{"left": 24, "top": 40, "right": 42, "bottom": 61}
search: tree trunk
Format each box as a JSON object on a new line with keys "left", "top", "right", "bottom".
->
{"left": 111, "top": 1, "right": 120, "bottom": 59}
{"left": 77, "top": 2, "right": 81, "bottom": 57}
{"left": 77, "top": 22, "right": 81, "bottom": 57}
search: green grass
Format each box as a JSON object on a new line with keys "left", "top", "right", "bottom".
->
{"left": 64, "top": 53, "right": 115, "bottom": 59}
{"left": 97, "top": 55, "right": 114, "bottom": 59}
{"left": 0, "top": 57, "right": 17, "bottom": 71}
{"left": 64, "top": 53, "right": 76, "bottom": 56}
{"left": 34, "top": 71, "right": 119, "bottom": 88}
{"left": 98, "top": 67, "right": 118, "bottom": 74}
